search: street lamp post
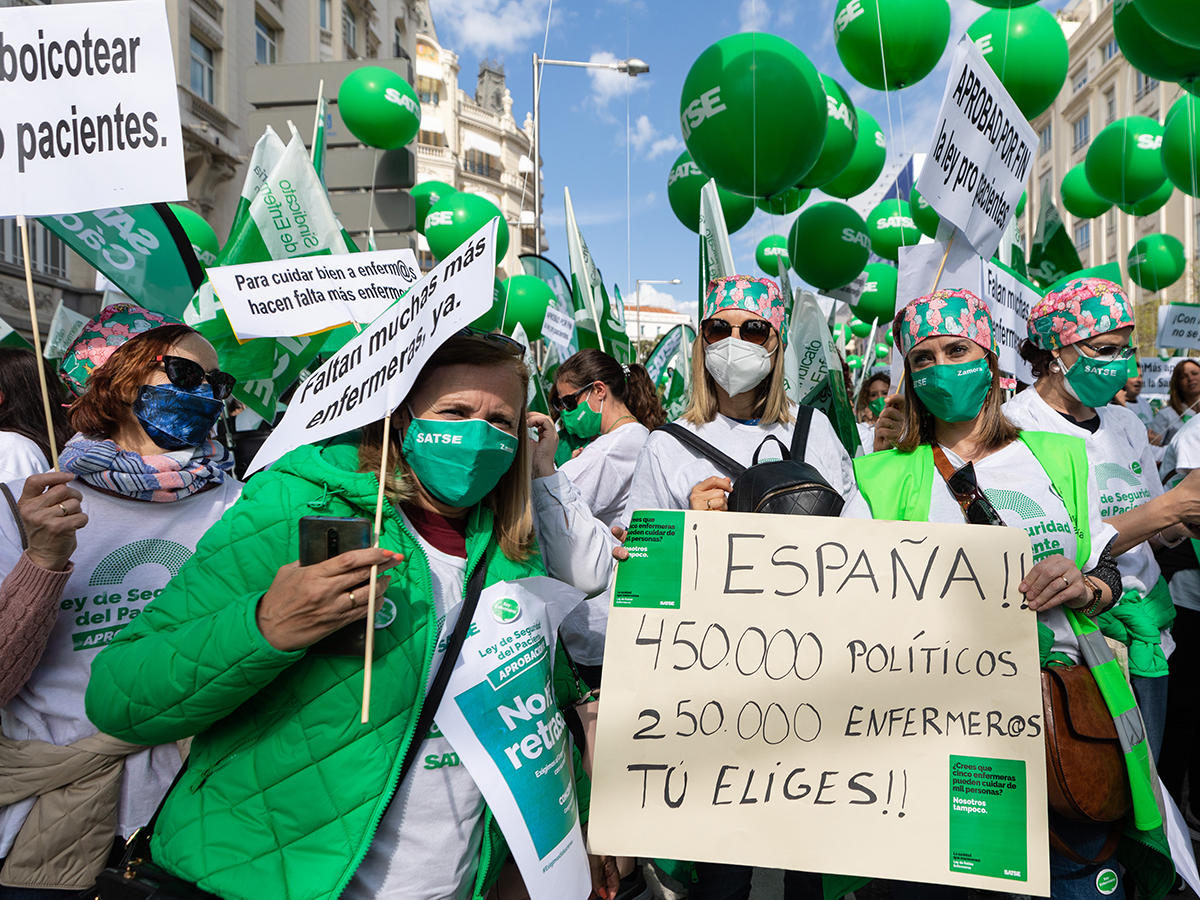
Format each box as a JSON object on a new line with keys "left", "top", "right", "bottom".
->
{"left": 531, "top": 54, "right": 649, "bottom": 254}
{"left": 635, "top": 278, "right": 682, "bottom": 362}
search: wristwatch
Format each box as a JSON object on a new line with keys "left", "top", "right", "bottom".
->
{"left": 1080, "top": 574, "right": 1104, "bottom": 617}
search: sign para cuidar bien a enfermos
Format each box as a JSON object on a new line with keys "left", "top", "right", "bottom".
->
{"left": 1157, "top": 303, "right": 1200, "bottom": 350}
{"left": 914, "top": 35, "right": 1036, "bottom": 261}
{"left": 0, "top": 0, "right": 185, "bottom": 217}
{"left": 208, "top": 248, "right": 422, "bottom": 340}
{"left": 589, "top": 511, "right": 1049, "bottom": 895}
{"left": 244, "top": 218, "right": 497, "bottom": 475}
{"left": 435, "top": 577, "right": 591, "bottom": 900}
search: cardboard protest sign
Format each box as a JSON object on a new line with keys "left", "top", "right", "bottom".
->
{"left": 589, "top": 511, "right": 1049, "bottom": 895}
{"left": 245, "top": 219, "right": 497, "bottom": 474}
{"left": 916, "top": 36, "right": 1036, "bottom": 261}
{"left": 1157, "top": 304, "right": 1200, "bottom": 351}
{"left": 208, "top": 248, "right": 421, "bottom": 340}
{"left": 0, "top": 0, "right": 186, "bottom": 217}
{"left": 540, "top": 306, "right": 575, "bottom": 357}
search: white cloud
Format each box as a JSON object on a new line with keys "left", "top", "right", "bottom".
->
{"left": 629, "top": 115, "right": 655, "bottom": 152}
{"left": 435, "top": 0, "right": 551, "bottom": 55}
{"left": 587, "top": 51, "right": 650, "bottom": 114}
{"left": 738, "top": 0, "right": 797, "bottom": 32}
{"left": 630, "top": 283, "right": 695, "bottom": 323}
{"left": 623, "top": 114, "right": 683, "bottom": 159}
{"left": 648, "top": 134, "right": 683, "bottom": 160}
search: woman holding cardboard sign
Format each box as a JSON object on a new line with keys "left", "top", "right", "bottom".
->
{"left": 846, "top": 290, "right": 1169, "bottom": 900}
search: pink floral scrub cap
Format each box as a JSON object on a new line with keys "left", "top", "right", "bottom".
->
{"left": 895, "top": 288, "right": 996, "bottom": 357}
{"left": 60, "top": 303, "right": 178, "bottom": 396}
{"left": 703, "top": 276, "right": 787, "bottom": 343}
{"left": 1027, "top": 278, "right": 1133, "bottom": 351}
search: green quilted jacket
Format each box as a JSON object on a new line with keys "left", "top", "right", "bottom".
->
{"left": 85, "top": 434, "right": 590, "bottom": 900}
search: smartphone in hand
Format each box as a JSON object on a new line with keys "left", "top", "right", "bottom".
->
{"left": 300, "top": 516, "right": 373, "bottom": 657}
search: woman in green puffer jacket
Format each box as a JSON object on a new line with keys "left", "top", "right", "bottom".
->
{"left": 85, "top": 333, "right": 617, "bottom": 900}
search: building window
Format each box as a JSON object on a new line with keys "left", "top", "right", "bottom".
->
{"left": 418, "top": 130, "right": 446, "bottom": 147}
{"left": 1136, "top": 72, "right": 1159, "bottom": 99}
{"left": 1104, "top": 88, "right": 1116, "bottom": 125}
{"left": 417, "top": 249, "right": 436, "bottom": 272}
{"left": 416, "top": 75, "right": 440, "bottom": 106}
{"left": 1108, "top": 209, "right": 1118, "bottom": 235}
{"left": 1075, "top": 221, "right": 1091, "bottom": 250}
{"left": 1072, "top": 113, "right": 1090, "bottom": 151}
{"left": 521, "top": 226, "right": 537, "bottom": 252}
{"left": 1039, "top": 125, "right": 1052, "bottom": 156}
{"left": 0, "top": 220, "right": 68, "bottom": 279}
{"left": 343, "top": 8, "right": 357, "bottom": 53}
{"left": 1104, "top": 39, "right": 1118, "bottom": 62}
{"left": 190, "top": 36, "right": 214, "bottom": 103}
{"left": 320, "top": 0, "right": 331, "bottom": 30}
{"left": 1072, "top": 66, "right": 1088, "bottom": 92}
{"left": 255, "top": 18, "right": 277, "bottom": 65}
{"left": 465, "top": 149, "right": 496, "bottom": 179}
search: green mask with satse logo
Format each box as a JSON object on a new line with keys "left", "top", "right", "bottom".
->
{"left": 911, "top": 359, "right": 993, "bottom": 423}
{"left": 402, "top": 414, "right": 519, "bottom": 508}
{"left": 561, "top": 390, "right": 603, "bottom": 439}
{"left": 1062, "top": 354, "right": 1129, "bottom": 409}
{"left": 868, "top": 396, "right": 887, "bottom": 417}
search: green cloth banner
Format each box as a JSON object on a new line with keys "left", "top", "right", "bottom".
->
{"left": 1028, "top": 187, "right": 1083, "bottom": 288}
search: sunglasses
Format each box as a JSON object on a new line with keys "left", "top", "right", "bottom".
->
{"left": 701, "top": 317, "right": 774, "bottom": 346}
{"left": 456, "top": 327, "right": 526, "bottom": 356}
{"left": 1076, "top": 340, "right": 1137, "bottom": 362}
{"left": 945, "top": 460, "right": 1006, "bottom": 527}
{"left": 155, "top": 355, "right": 236, "bottom": 401}
{"left": 551, "top": 382, "right": 596, "bottom": 413}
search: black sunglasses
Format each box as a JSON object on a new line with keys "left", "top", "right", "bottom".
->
{"left": 701, "top": 317, "right": 773, "bottom": 346}
{"left": 945, "top": 460, "right": 1005, "bottom": 527}
{"left": 155, "top": 355, "right": 236, "bottom": 401}
{"left": 551, "top": 382, "right": 597, "bottom": 413}
{"left": 456, "top": 327, "right": 526, "bottom": 356}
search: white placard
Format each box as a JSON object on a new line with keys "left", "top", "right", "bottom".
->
{"left": 0, "top": 0, "right": 186, "bottom": 217}
{"left": 540, "top": 306, "right": 575, "bottom": 356}
{"left": 915, "top": 36, "right": 1037, "bottom": 261}
{"left": 1140, "top": 356, "right": 1179, "bottom": 397}
{"left": 42, "top": 299, "right": 89, "bottom": 360}
{"left": 209, "top": 249, "right": 421, "bottom": 340}
{"left": 245, "top": 220, "right": 497, "bottom": 475}
{"left": 822, "top": 272, "right": 867, "bottom": 307}
{"left": 1157, "top": 304, "right": 1200, "bottom": 350}
{"left": 979, "top": 258, "right": 1036, "bottom": 384}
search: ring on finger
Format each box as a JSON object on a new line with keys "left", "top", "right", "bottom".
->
{"left": 349, "top": 590, "right": 356, "bottom": 606}
{"left": 706, "top": 499, "right": 712, "bottom": 510}
{"left": 59, "top": 503, "right": 67, "bottom": 517}
{"left": 1061, "top": 575, "right": 1069, "bottom": 589}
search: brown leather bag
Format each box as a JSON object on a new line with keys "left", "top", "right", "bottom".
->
{"left": 1041, "top": 664, "right": 1131, "bottom": 823}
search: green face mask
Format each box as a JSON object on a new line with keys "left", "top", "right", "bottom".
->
{"left": 868, "top": 396, "right": 887, "bottom": 417}
{"left": 401, "top": 414, "right": 519, "bottom": 508}
{"left": 911, "top": 358, "right": 993, "bottom": 423}
{"left": 561, "top": 388, "right": 603, "bottom": 439}
{"left": 1062, "top": 353, "right": 1129, "bottom": 409}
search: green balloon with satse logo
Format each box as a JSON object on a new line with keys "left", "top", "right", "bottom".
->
{"left": 1118, "top": 177, "right": 1174, "bottom": 216}
{"left": 1128, "top": 234, "right": 1185, "bottom": 291}
{"left": 1086, "top": 116, "right": 1167, "bottom": 205}
{"left": 680, "top": 33, "right": 827, "bottom": 198}
{"left": 866, "top": 198, "right": 921, "bottom": 262}
{"left": 908, "top": 187, "right": 941, "bottom": 239}
{"left": 797, "top": 74, "right": 859, "bottom": 189}
{"left": 756, "top": 235, "right": 791, "bottom": 275}
{"left": 1115, "top": 0, "right": 1200, "bottom": 89}
{"left": 412, "top": 181, "right": 457, "bottom": 235}
{"left": 875, "top": 342, "right": 890, "bottom": 359}
{"left": 788, "top": 201, "right": 870, "bottom": 290}
{"left": 833, "top": 0, "right": 950, "bottom": 91}
{"left": 846, "top": 354, "right": 865, "bottom": 370}
{"left": 666, "top": 150, "right": 755, "bottom": 234}
{"left": 471, "top": 278, "right": 505, "bottom": 332}
{"left": 965, "top": 6, "right": 1069, "bottom": 121}
{"left": 1134, "top": 0, "right": 1200, "bottom": 49}
{"left": 850, "top": 319, "right": 873, "bottom": 338}
{"left": 756, "top": 186, "right": 811, "bottom": 216}
{"left": 1163, "top": 94, "right": 1200, "bottom": 197}
{"left": 337, "top": 66, "right": 422, "bottom": 150}
{"left": 167, "top": 204, "right": 219, "bottom": 269}
{"left": 424, "top": 192, "right": 510, "bottom": 264}
{"left": 851, "top": 262, "right": 899, "bottom": 323}
{"left": 831, "top": 322, "right": 851, "bottom": 342}
{"left": 498, "top": 275, "right": 555, "bottom": 341}
{"left": 822, "top": 110, "right": 887, "bottom": 199}
{"left": 1061, "top": 164, "right": 1113, "bottom": 219}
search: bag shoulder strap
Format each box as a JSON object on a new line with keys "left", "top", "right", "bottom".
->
{"left": 1, "top": 483, "right": 27, "bottom": 551}
{"left": 931, "top": 446, "right": 974, "bottom": 522}
{"left": 789, "top": 405, "right": 815, "bottom": 463}
{"left": 656, "top": 423, "right": 747, "bottom": 477}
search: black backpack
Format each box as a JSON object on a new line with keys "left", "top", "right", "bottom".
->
{"left": 657, "top": 405, "right": 845, "bottom": 517}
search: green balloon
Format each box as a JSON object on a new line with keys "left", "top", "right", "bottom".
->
{"left": 822, "top": 110, "right": 887, "bottom": 199}
{"left": 798, "top": 74, "right": 858, "bottom": 189}
{"left": 885, "top": 329, "right": 895, "bottom": 346}
{"left": 666, "top": 150, "right": 755, "bottom": 234}
{"left": 337, "top": 66, "right": 421, "bottom": 150}
{"left": 499, "top": 275, "right": 555, "bottom": 341}
{"left": 908, "top": 187, "right": 940, "bottom": 239}
{"left": 866, "top": 199, "right": 921, "bottom": 262}
{"left": 1118, "top": 178, "right": 1174, "bottom": 216}
{"left": 1086, "top": 117, "right": 1166, "bottom": 205}
{"left": 846, "top": 354, "right": 865, "bottom": 370}
{"left": 851, "top": 262, "right": 899, "bottom": 323}
{"left": 1134, "top": 0, "right": 1200, "bottom": 50}
{"left": 788, "top": 201, "right": 870, "bottom": 290}
{"left": 1163, "top": 95, "right": 1200, "bottom": 197}
{"left": 1016, "top": 190, "right": 1027, "bottom": 219}
{"left": 1129, "top": 234, "right": 1185, "bottom": 291}
{"left": 966, "top": 7, "right": 1069, "bottom": 120}
{"left": 756, "top": 235, "right": 791, "bottom": 275}
{"left": 167, "top": 204, "right": 219, "bottom": 267}
{"left": 472, "top": 279, "right": 504, "bottom": 332}
{"left": 1114, "top": 0, "right": 1200, "bottom": 88}
{"left": 875, "top": 343, "right": 890, "bottom": 360}
{"left": 1061, "top": 164, "right": 1113, "bottom": 219}
{"left": 831, "top": 322, "right": 850, "bottom": 342}
{"left": 850, "top": 319, "right": 873, "bottom": 338}
{"left": 834, "top": 0, "right": 950, "bottom": 91}
{"left": 425, "top": 192, "right": 509, "bottom": 264}
{"left": 971, "top": 0, "right": 1040, "bottom": 7}
{"left": 412, "top": 181, "right": 457, "bottom": 236}
{"left": 756, "top": 187, "right": 811, "bottom": 216}
{"left": 681, "top": 33, "right": 827, "bottom": 198}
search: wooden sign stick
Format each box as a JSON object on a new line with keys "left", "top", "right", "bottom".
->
{"left": 16, "top": 215, "right": 59, "bottom": 470}
{"left": 361, "top": 415, "right": 391, "bottom": 723}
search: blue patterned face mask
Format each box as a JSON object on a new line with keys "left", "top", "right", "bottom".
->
{"left": 132, "top": 383, "right": 224, "bottom": 450}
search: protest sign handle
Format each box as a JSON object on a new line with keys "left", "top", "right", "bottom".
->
{"left": 310, "top": 79, "right": 324, "bottom": 162}
{"left": 930, "top": 230, "right": 957, "bottom": 295}
{"left": 361, "top": 416, "right": 390, "bottom": 724}
{"left": 16, "top": 215, "right": 59, "bottom": 471}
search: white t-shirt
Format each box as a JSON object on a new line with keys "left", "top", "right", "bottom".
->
{"left": 344, "top": 511, "right": 485, "bottom": 900}
{"left": 1158, "top": 418, "right": 1200, "bottom": 613}
{"left": 0, "top": 475, "right": 242, "bottom": 855}
{"left": 623, "top": 405, "right": 856, "bottom": 525}
{"left": 1124, "top": 395, "right": 1156, "bottom": 428}
{"left": 0, "top": 432, "right": 49, "bottom": 483}
{"left": 856, "top": 422, "right": 875, "bottom": 457}
{"left": 842, "top": 441, "right": 1118, "bottom": 664}
{"left": 558, "top": 422, "right": 649, "bottom": 528}
{"left": 1152, "top": 406, "right": 1194, "bottom": 444}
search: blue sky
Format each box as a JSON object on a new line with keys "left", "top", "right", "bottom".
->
{"left": 431, "top": 0, "right": 1069, "bottom": 321}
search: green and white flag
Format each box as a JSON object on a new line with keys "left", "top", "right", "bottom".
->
{"left": 789, "top": 290, "right": 861, "bottom": 456}
{"left": 311, "top": 95, "right": 329, "bottom": 187}
{"left": 698, "top": 179, "right": 735, "bottom": 320}
{"left": 563, "top": 187, "right": 605, "bottom": 353}
{"left": 0, "top": 316, "right": 34, "bottom": 351}
{"left": 604, "top": 284, "right": 634, "bottom": 365}
{"left": 227, "top": 126, "right": 288, "bottom": 240}
{"left": 520, "top": 254, "right": 578, "bottom": 358}
{"left": 43, "top": 300, "right": 90, "bottom": 360}
{"left": 510, "top": 323, "right": 551, "bottom": 415}
{"left": 644, "top": 323, "right": 696, "bottom": 422}
{"left": 1027, "top": 181, "right": 1083, "bottom": 288}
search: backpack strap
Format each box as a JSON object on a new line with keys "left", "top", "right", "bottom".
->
{"left": 751, "top": 435, "right": 790, "bottom": 465}
{"left": 656, "top": 423, "right": 747, "bottom": 478}
{"left": 789, "top": 405, "right": 815, "bottom": 464}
